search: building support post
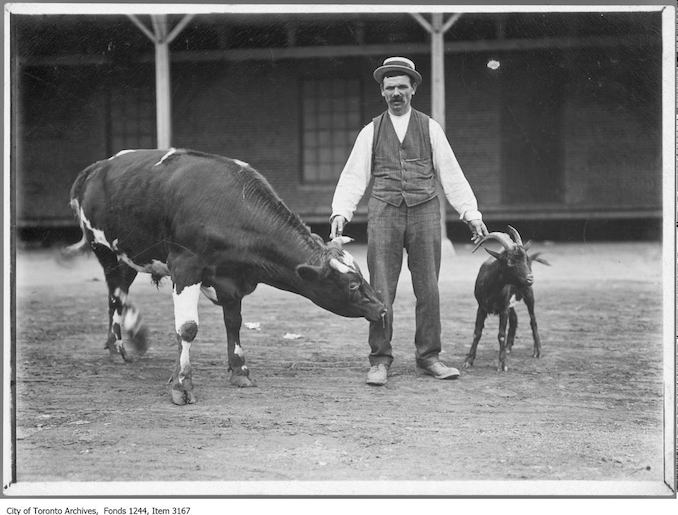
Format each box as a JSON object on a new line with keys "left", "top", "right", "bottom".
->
{"left": 411, "top": 12, "right": 463, "bottom": 256}
{"left": 127, "top": 13, "right": 194, "bottom": 149}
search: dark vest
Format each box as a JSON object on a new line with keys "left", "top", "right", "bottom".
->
{"left": 370, "top": 108, "right": 437, "bottom": 207}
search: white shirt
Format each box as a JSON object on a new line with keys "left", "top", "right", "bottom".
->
{"left": 331, "top": 109, "right": 483, "bottom": 223}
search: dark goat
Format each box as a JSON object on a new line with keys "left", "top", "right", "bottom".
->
{"left": 464, "top": 226, "right": 550, "bottom": 372}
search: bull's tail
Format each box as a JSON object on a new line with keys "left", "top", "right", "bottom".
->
{"left": 56, "top": 198, "right": 90, "bottom": 266}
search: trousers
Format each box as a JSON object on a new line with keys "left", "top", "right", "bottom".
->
{"left": 366, "top": 195, "right": 442, "bottom": 367}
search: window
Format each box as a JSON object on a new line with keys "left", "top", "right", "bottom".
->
{"left": 109, "top": 84, "right": 155, "bottom": 151}
{"left": 302, "top": 78, "right": 362, "bottom": 183}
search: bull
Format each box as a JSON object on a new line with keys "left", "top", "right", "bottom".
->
{"left": 68, "top": 148, "right": 386, "bottom": 404}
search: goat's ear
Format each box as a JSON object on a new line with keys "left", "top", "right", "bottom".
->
{"left": 523, "top": 240, "right": 533, "bottom": 250}
{"left": 485, "top": 248, "right": 503, "bottom": 261}
{"left": 530, "top": 253, "right": 551, "bottom": 266}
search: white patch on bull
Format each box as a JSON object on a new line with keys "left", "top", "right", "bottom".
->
{"left": 122, "top": 305, "right": 140, "bottom": 332}
{"left": 79, "top": 208, "right": 113, "bottom": 249}
{"left": 109, "top": 149, "right": 137, "bottom": 160}
{"left": 112, "top": 311, "right": 123, "bottom": 328}
{"left": 233, "top": 159, "right": 249, "bottom": 168}
{"left": 179, "top": 341, "right": 191, "bottom": 384}
{"left": 341, "top": 250, "right": 357, "bottom": 271}
{"left": 154, "top": 147, "right": 177, "bottom": 166}
{"left": 234, "top": 343, "right": 245, "bottom": 358}
{"left": 113, "top": 288, "right": 126, "bottom": 302}
{"left": 509, "top": 294, "right": 517, "bottom": 309}
{"left": 172, "top": 283, "right": 201, "bottom": 332}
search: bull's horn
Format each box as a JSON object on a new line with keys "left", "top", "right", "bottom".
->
{"left": 329, "top": 236, "right": 354, "bottom": 248}
{"left": 329, "top": 257, "right": 351, "bottom": 274}
{"left": 506, "top": 225, "right": 523, "bottom": 246}
{"left": 472, "top": 232, "right": 515, "bottom": 253}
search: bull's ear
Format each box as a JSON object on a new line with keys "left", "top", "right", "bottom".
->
{"left": 485, "top": 248, "right": 503, "bottom": 261}
{"left": 296, "top": 263, "right": 325, "bottom": 281}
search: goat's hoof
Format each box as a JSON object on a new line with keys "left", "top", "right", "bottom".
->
{"left": 463, "top": 360, "right": 473, "bottom": 369}
{"left": 497, "top": 364, "right": 508, "bottom": 372}
{"left": 532, "top": 351, "right": 541, "bottom": 358}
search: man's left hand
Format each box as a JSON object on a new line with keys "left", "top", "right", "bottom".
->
{"left": 467, "top": 219, "right": 488, "bottom": 245}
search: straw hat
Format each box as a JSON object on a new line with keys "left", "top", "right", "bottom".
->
{"left": 373, "top": 57, "right": 422, "bottom": 85}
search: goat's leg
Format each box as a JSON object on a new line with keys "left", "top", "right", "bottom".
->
{"left": 497, "top": 309, "right": 509, "bottom": 372}
{"left": 464, "top": 306, "right": 487, "bottom": 368}
{"left": 523, "top": 288, "right": 542, "bottom": 358}
{"left": 506, "top": 307, "right": 518, "bottom": 354}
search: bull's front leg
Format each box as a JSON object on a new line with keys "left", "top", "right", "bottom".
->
{"left": 523, "top": 288, "right": 542, "bottom": 358}
{"left": 221, "top": 299, "right": 256, "bottom": 387}
{"left": 169, "top": 282, "right": 202, "bottom": 405}
{"left": 464, "top": 306, "right": 487, "bottom": 368}
{"left": 497, "top": 309, "right": 509, "bottom": 372}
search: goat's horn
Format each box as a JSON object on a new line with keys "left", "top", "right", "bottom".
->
{"left": 506, "top": 225, "right": 523, "bottom": 246}
{"left": 472, "top": 232, "right": 515, "bottom": 253}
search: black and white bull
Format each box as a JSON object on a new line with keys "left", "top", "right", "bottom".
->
{"left": 68, "top": 148, "right": 386, "bottom": 405}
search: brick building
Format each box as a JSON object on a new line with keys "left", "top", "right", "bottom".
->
{"left": 11, "top": 10, "right": 664, "bottom": 240}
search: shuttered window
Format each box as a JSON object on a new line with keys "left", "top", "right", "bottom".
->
{"left": 301, "top": 78, "right": 362, "bottom": 183}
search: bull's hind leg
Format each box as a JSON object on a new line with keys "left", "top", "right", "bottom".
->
{"left": 92, "top": 244, "right": 145, "bottom": 361}
{"left": 218, "top": 298, "right": 256, "bottom": 388}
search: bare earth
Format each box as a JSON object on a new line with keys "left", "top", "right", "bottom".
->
{"left": 13, "top": 241, "right": 666, "bottom": 489}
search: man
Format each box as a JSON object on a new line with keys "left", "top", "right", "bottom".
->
{"left": 330, "top": 56, "right": 489, "bottom": 386}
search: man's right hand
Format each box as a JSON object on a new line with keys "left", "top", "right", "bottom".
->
{"left": 330, "top": 215, "right": 346, "bottom": 239}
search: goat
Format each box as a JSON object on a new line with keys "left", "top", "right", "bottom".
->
{"left": 464, "top": 226, "right": 550, "bottom": 372}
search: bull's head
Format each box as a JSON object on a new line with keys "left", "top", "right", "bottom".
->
{"left": 295, "top": 236, "right": 386, "bottom": 323}
{"left": 473, "top": 226, "right": 549, "bottom": 287}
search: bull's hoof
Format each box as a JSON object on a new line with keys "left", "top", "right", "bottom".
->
{"left": 497, "top": 363, "right": 509, "bottom": 372}
{"left": 128, "top": 325, "right": 150, "bottom": 356}
{"left": 170, "top": 386, "right": 196, "bottom": 405}
{"left": 229, "top": 372, "right": 256, "bottom": 388}
{"left": 532, "top": 350, "right": 541, "bottom": 358}
{"left": 105, "top": 338, "right": 133, "bottom": 362}
{"left": 462, "top": 360, "right": 474, "bottom": 369}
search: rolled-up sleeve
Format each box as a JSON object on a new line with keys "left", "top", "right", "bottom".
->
{"left": 429, "top": 118, "right": 482, "bottom": 222}
{"left": 330, "top": 123, "right": 374, "bottom": 222}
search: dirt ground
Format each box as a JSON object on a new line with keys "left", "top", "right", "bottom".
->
{"left": 11, "top": 240, "right": 668, "bottom": 491}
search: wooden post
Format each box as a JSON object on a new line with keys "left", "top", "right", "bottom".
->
{"left": 429, "top": 13, "right": 450, "bottom": 254}
{"left": 154, "top": 15, "right": 171, "bottom": 149}
{"left": 411, "top": 12, "right": 463, "bottom": 256}
{"left": 127, "top": 14, "right": 194, "bottom": 150}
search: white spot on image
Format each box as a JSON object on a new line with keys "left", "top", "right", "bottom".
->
{"left": 487, "top": 59, "right": 501, "bottom": 70}
{"left": 234, "top": 344, "right": 245, "bottom": 357}
{"left": 244, "top": 322, "right": 261, "bottom": 330}
{"left": 283, "top": 333, "right": 303, "bottom": 340}
{"left": 233, "top": 159, "right": 249, "bottom": 168}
